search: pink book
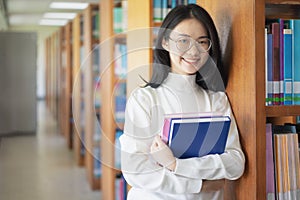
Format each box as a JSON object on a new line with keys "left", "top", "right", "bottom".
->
{"left": 161, "top": 112, "right": 223, "bottom": 144}
{"left": 266, "top": 123, "right": 276, "bottom": 200}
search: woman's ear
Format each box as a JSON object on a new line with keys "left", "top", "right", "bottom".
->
{"left": 162, "top": 38, "right": 169, "bottom": 51}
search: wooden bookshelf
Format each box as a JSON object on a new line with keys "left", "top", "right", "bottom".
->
{"left": 99, "top": 0, "right": 116, "bottom": 199}
{"left": 59, "top": 22, "right": 73, "bottom": 149}
{"left": 83, "top": 4, "right": 101, "bottom": 190}
{"left": 72, "top": 13, "right": 85, "bottom": 167}
{"left": 199, "top": 0, "right": 300, "bottom": 199}
{"left": 99, "top": 0, "right": 129, "bottom": 199}
{"left": 45, "top": 32, "right": 60, "bottom": 118}
{"left": 96, "top": 0, "right": 300, "bottom": 199}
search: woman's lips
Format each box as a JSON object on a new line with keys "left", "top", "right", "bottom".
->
{"left": 182, "top": 57, "right": 200, "bottom": 66}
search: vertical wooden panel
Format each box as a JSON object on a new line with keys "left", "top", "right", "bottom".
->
{"left": 127, "top": 0, "right": 152, "bottom": 96}
{"left": 65, "top": 22, "right": 73, "bottom": 149}
{"left": 100, "top": 0, "right": 115, "bottom": 199}
{"left": 83, "top": 4, "right": 101, "bottom": 190}
{"left": 200, "top": 1, "right": 266, "bottom": 199}
{"left": 72, "top": 14, "right": 84, "bottom": 167}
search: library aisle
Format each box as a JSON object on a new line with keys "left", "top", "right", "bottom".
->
{"left": 0, "top": 101, "right": 101, "bottom": 200}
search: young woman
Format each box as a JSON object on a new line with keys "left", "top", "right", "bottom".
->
{"left": 120, "top": 4, "right": 245, "bottom": 200}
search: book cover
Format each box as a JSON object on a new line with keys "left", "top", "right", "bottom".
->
{"left": 163, "top": 115, "right": 231, "bottom": 159}
{"left": 162, "top": 112, "right": 223, "bottom": 143}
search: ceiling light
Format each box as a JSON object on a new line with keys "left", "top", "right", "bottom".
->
{"left": 49, "top": 2, "right": 89, "bottom": 10}
{"left": 39, "top": 19, "right": 68, "bottom": 26}
{"left": 43, "top": 12, "right": 77, "bottom": 19}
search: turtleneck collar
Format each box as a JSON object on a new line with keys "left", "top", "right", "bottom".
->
{"left": 162, "top": 72, "right": 198, "bottom": 91}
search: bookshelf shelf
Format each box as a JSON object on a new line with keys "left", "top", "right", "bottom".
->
{"left": 265, "top": 0, "right": 300, "bottom": 4}
{"left": 266, "top": 106, "right": 300, "bottom": 117}
{"left": 265, "top": 4, "right": 300, "bottom": 19}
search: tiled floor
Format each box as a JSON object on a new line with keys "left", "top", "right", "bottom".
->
{"left": 0, "top": 101, "right": 101, "bottom": 200}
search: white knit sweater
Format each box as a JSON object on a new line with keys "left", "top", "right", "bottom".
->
{"left": 120, "top": 72, "right": 245, "bottom": 200}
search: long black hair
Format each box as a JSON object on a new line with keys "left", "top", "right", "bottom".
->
{"left": 145, "top": 4, "right": 225, "bottom": 91}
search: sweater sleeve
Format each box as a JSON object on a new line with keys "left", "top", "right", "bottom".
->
{"left": 174, "top": 92, "right": 245, "bottom": 180}
{"left": 120, "top": 88, "right": 202, "bottom": 194}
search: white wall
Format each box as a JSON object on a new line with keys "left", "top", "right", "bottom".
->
{"left": 8, "top": 26, "right": 59, "bottom": 99}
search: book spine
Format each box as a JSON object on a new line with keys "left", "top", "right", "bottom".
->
{"left": 279, "top": 19, "right": 284, "bottom": 105}
{"left": 292, "top": 20, "right": 300, "bottom": 105}
{"left": 283, "top": 29, "right": 293, "bottom": 105}
{"left": 267, "top": 32, "right": 274, "bottom": 105}
{"left": 265, "top": 28, "right": 268, "bottom": 106}
{"left": 272, "top": 22, "right": 281, "bottom": 105}
{"left": 114, "top": 7, "right": 123, "bottom": 33}
{"left": 162, "top": 118, "right": 171, "bottom": 143}
{"left": 153, "top": 0, "right": 162, "bottom": 22}
{"left": 162, "top": 0, "right": 168, "bottom": 19}
{"left": 274, "top": 134, "right": 284, "bottom": 199}
{"left": 266, "top": 123, "right": 276, "bottom": 199}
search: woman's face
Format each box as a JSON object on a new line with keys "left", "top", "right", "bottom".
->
{"left": 163, "top": 18, "right": 210, "bottom": 75}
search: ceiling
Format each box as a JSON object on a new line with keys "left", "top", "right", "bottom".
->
{"left": 1, "top": 0, "right": 99, "bottom": 31}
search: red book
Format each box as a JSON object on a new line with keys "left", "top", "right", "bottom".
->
{"left": 272, "top": 22, "right": 281, "bottom": 105}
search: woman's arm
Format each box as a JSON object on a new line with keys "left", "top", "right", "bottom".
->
{"left": 120, "top": 88, "right": 202, "bottom": 193}
{"left": 173, "top": 92, "right": 245, "bottom": 180}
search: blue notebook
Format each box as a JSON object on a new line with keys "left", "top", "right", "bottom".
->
{"left": 167, "top": 116, "right": 231, "bottom": 159}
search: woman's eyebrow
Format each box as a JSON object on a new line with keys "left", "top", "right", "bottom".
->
{"left": 176, "top": 33, "right": 209, "bottom": 39}
{"left": 197, "top": 36, "right": 209, "bottom": 39}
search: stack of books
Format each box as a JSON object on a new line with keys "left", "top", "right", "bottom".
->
{"left": 161, "top": 112, "right": 231, "bottom": 159}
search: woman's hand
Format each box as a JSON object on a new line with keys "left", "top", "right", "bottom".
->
{"left": 150, "top": 135, "right": 176, "bottom": 171}
{"left": 201, "top": 179, "right": 225, "bottom": 192}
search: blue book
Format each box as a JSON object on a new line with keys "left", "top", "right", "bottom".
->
{"left": 153, "top": 0, "right": 162, "bottom": 22}
{"left": 291, "top": 20, "right": 300, "bottom": 105}
{"left": 267, "top": 31, "right": 273, "bottom": 105}
{"left": 188, "top": 0, "right": 197, "bottom": 4}
{"left": 167, "top": 116, "right": 231, "bottom": 159}
{"left": 283, "top": 28, "right": 293, "bottom": 105}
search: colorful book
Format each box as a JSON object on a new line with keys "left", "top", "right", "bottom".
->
{"left": 266, "top": 29, "right": 273, "bottom": 105}
{"left": 272, "top": 124, "right": 300, "bottom": 200}
{"left": 162, "top": 112, "right": 223, "bottom": 143}
{"left": 272, "top": 22, "right": 281, "bottom": 105}
{"left": 162, "top": 113, "right": 230, "bottom": 159}
{"left": 153, "top": 0, "right": 162, "bottom": 22}
{"left": 279, "top": 19, "right": 284, "bottom": 105}
{"left": 283, "top": 28, "right": 293, "bottom": 105}
{"left": 266, "top": 123, "right": 276, "bottom": 200}
{"left": 291, "top": 20, "right": 300, "bottom": 105}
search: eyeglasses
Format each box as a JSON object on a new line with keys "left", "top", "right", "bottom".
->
{"left": 168, "top": 36, "right": 212, "bottom": 53}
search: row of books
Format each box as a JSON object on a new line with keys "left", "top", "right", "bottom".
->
{"left": 265, "top": 19, "right": 300, "bottom": 105}
{"left": 92, "top": 10, "right": 99, "bottom": 39}
{"left": 266, "top": 123, "right": 300, "bottom": 200}
{"left": 114, "top": 1, "right": 128, "bottom": 34}
{"left": 114, "top": 43, "right": 127, "bottom": 79}
{"left": 153, "top": 0, "right": 197, "bottom": 22}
